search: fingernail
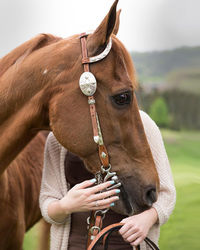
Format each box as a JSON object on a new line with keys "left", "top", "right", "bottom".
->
{"left": 115, "top": 189, "right": 120, "bottom": 194}
{"left": 110, "top": 202, "right": 115, "bottom": 207}
{"left": 90, "top": 178, "right": 96, "bottom": 183}
{"left": 110, "top": 180, "right": 115, "bottom": 185}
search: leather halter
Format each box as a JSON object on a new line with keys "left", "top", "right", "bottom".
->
{"left": 79, "top": 32, "right": 111, "bottom": 168}
{"left": 79, "top": 33, "right": 159, "bottom": 250}
{"left": 80, "top": 32, "right": 120, "bottom": 247}
{"left": 79, "top": 32, "right": 121, "bottom": 196}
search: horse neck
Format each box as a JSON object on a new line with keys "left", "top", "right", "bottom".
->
{"left": 0, "top": 170, "right": 8, "bottom": 195}
{"left": 0, "top": 66, "right": 49, "bottom": 174}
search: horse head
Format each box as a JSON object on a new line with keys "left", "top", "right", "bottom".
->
{"left": 47, "top": 0, "right": 159, "bottom": 215}
{"left": 0, "top": 0, "right": 159, "bottom": 215}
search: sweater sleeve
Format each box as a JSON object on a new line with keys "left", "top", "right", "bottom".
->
{"left": 140, "top": 111, "right": 176, "bottom": 226}
{"left": 39, "top": 132, "right": 68, "bottom": 225}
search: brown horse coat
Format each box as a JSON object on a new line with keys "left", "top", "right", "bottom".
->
{"left": 0, "top": 133, "right": 47, "bottom": 249}
{"left": 0, "top": 1, "right": 160, "bottom": 249}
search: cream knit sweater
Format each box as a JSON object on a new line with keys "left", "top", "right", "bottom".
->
{"left": 39, "top": 111, "right": 176, "bottom": 250}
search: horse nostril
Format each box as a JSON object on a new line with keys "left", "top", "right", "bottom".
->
{"left": 144, "top": 187, "right": 157, "bottom": 207}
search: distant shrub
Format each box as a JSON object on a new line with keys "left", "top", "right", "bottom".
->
{"left": 149, "top": 97, "right": 170, "bottom": 127}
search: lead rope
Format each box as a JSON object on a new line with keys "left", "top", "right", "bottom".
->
{"left": 87, "top": 223, "right": 159, "bottom": 250}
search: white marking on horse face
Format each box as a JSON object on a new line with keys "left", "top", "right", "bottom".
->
{"left": 43, "top": 69, "right": 48, "bottom": 75}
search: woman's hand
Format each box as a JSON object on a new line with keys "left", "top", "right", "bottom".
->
{"left": 48, "top": 178, "right": 120, "bottom": 223}
{"left": 60, "top": 179, "right": 120, "bottom": 214}
{"left": 119, "top": 208, "right": 158, "bottom": 247}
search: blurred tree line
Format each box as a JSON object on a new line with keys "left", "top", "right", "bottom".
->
{"left": 132, "top": 46, "right": 200, "bottom": 130}
{"left": 137, "top": 89, "right": 200, "bottom": 130}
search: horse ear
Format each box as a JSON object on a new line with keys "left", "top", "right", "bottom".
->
{"left": 88, "top": 0, "right": 119, "bottom": 55}
{"left": 113, "top": 9, "right": 121, "bottom": 35}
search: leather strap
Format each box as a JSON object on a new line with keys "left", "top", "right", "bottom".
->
{"left": 80, "top": 33, "right": 90, "bottom": 72}
{"left": 80, "top": 32, "right": 111, "bottom": 250}
{"left": 80, "top": 34, "right": 110, "bottom": 168}
{"left": 87, "top": 213, "right": 103, "bottom": 248}
{"left": 88, "top": 96, "right": 99, "bottom": 139}
{"left": 87, "top": 223, "right": 159, "bottom": 250}
{"left": 87, "top": 223, "right": 123, "bottom": 250}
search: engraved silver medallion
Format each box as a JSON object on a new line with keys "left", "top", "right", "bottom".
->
{"left": 79, "top": 72, "right": 97, "bottom": 96}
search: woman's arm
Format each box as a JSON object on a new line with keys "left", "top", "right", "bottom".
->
{"left": 40, "top": 133, "right": 120, "bottom": 224}
{"left": 119, "top": 111, "right": 176, "bottom": 246}
{"left": 142, "top": 111, "right": 176, "bottom": 225}
{"left": 39, "top": 132, "right": 67, "bottom": 225}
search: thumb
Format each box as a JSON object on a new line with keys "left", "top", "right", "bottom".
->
{"left": 120, "top": 217, "right": 129, "bottom": 223}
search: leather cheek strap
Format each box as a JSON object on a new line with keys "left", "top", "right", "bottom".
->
{"left": 80, "top": 34, "right": 110, "bottom": 168}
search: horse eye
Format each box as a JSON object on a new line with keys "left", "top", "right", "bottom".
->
{"left": 112, "top": 91, "right": 132, "bottom": 106}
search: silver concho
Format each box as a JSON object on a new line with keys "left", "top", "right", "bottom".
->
{"left": 79, "top": 72, "right": 97, "bottom": 96}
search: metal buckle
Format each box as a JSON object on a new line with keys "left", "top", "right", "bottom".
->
{"left": 90, "top": 225, "right": 101, "bottom": 234}
{"left": 94, "top": 209, "right": 109, "bottom": 220}
{"left": 101, "top": 164, "right": 111, "bottom": 173}
{"left": 101, "top": 164, "right": 121, "bottom": 189}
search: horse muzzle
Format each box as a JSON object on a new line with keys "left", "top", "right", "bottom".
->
{"left": 111, "top": 177, "right": 158, "bottom": 216}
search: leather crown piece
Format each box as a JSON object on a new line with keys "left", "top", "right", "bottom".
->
{"left": 79, "top": 31, "right": 112, "bottom": 97}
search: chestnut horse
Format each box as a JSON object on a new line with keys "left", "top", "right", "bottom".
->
{"left": 0, "top": 1, "right": 159, "bottom": 249}
{"left": 0, "top": 132, "right": 48, "bottom": 249}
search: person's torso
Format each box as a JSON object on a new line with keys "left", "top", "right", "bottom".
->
{"left": 65, "top": 151, "right": 132, "bottom": 250}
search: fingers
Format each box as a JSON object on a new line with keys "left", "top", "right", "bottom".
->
{"left": 73, "top": 178, "right": 97, "bottom": 189}
{"left": 119, "top": 223, "right": 145, "bottom": 247}
{"left": 87, "top": 180, "right": 115, "bottom": 194}
{"left": 69, "top": 179, "right": 121, "bottom": 213}
{"left": 131, "top": 236, "right": 144, "bottom": 247}
{"left": 119, "top": 222, "right": 132, "bottom": 235}
{"left": 73, "top": 179, "right": 115, "bottom": 193}
{"left": 122, "top": 227, "right": 138, "bottom": 240}
{"left": 128, "top": 233, "right": 142, "bottom": 246}
{"left": 91, "top": 188, "right": 120, "bottom": 201}
{"left": 91, "top": 195, "right": 119, "bottom": 209}
{"left": 120, "top": 217, "right": 130, "bottom": 223}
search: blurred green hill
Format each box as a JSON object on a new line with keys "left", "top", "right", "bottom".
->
{"left": 167, "top": 67, "right": 200, "bottom": 94}
{"left": 131, "top": 46, "right": 200, "bottom": 84}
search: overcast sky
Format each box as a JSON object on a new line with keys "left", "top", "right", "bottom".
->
{"left": 0, "top": 0, "right": 200, "bottom": 57}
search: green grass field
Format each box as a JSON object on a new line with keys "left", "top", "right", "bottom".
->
{"left": 159, "top": 130, "right": 200, "bottom": 249}
{"left": 23, "top": 130, "right": 200, "bottom": 250}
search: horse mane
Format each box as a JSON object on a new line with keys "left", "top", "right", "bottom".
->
{"left": 0, "top": 34, "right": 61, "bottom": 78}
